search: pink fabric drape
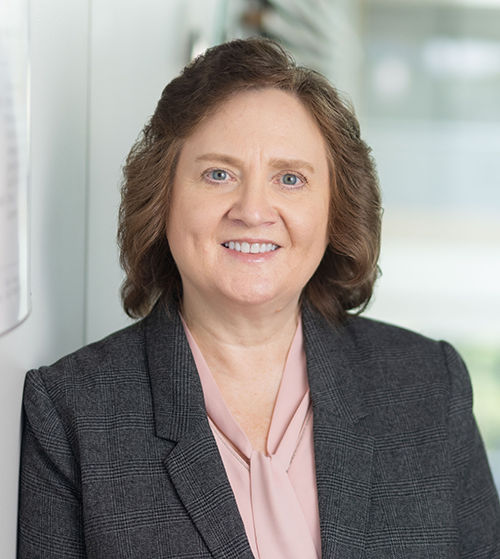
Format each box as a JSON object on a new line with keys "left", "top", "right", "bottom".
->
{"left": 181, "top": 316, "right": 321, "bottom": 559}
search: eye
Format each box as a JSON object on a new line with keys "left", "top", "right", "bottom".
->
{"left": 279, "top": 173, "right": 305, "bottom": 188}
{"left": 209, "top": 169, "right": 229, "bottom": 181}
{"left": 282, "top": 174, "right": 298, "bottom": 185}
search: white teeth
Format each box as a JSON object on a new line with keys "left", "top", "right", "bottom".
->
{"left": 223, "top": 242, "right": 278, "bottom": 253}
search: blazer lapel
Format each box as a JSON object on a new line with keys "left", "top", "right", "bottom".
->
{"left": 145, "top": 302, "right": 254, "bottom": 559}
{"left": 164, "top": 427, "right": 254, "bottom": 559}
{"left": 302, "top": 306, "right": 374, "bottom": 558}
{"left": 144, "top": 301, "right": 373, "bottom": 558}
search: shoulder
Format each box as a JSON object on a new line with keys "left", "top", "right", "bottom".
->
{"left": 23, "top": 302, "right": 185, "bottom": 423}
{"left": 345, "top": 315, "right": 466, "bottom": 380}
{"left": 345, "top": 313, "right": 440, "bottom": 348}
{"left": 342, "top": 314, "right": 458, "bottom": 368}
{"left": 26, "top": 319, "right": 145, "bottom": 389}
{"left": 304, "top": 304, "right": 449, "bottom": 363}
{"left": 346, "top": 315, "right": 467, "bottom": 394}
{"left": 302, "top": 305, "right": 466, "bottom": 404}
{"left": 22, "top": 318, "right": 152, "bottom": 427}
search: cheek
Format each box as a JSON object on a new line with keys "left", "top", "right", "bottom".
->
{"left": 294, "top": 203, "right": 329, "bottom": 246}
{"left": 166, "top": 196, "right": 195, "bottom": 266}
{"left": 316, "top": 200, "right": 331, "bottom": 248}
{"left": 168, "top": 192, "right": 202, "bottom": 238}
{"left": 167, "top": 194, "right": 223, "bottom": 261}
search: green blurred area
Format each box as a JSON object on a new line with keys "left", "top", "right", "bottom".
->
{"left": 456, "top": 343, "right": 500, "bottom": 451}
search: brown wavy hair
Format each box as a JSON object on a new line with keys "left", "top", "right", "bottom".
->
{"left": 118, "top": 37, "right": 382, "bottom": 324}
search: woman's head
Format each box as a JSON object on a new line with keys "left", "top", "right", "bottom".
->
{"left": 118, "top": 37, "right": 382, "bottom": 324}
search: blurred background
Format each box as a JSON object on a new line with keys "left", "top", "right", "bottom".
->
{"left": 0, "top": 0, "right": 499, "bottom": 554}
{"left": 194, "top": 0, "right": 500, "bottom": 490}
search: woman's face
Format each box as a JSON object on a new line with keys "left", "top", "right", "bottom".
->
{"left": 167, "top": 88, "right": 330, "bottom": 314}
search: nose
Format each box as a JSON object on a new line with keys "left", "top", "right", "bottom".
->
{"left": 227, "top": 179, "right": 278, "bottom": 228}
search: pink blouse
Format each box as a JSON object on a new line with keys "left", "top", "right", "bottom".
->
{"left": 181, "top": 316, "right": 321, "bottom": 559}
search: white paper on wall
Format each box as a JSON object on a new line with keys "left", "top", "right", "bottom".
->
{"left": 0, "top": 0, "right": 29, "bottom": 336}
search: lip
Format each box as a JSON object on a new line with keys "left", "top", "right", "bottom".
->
{"left": 221, "top": 239, "right": 281, "bottom": 260}
{"left": 221, "top": 238, "right": 280, "bottom": 246}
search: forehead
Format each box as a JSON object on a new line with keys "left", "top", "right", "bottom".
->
{"left": 180, "top": 88, "right": 329, "bottom": 166}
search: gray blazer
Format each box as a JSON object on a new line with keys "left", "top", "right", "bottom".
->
{"left": 18, "top": 302, "right": 500, "bottom": 558}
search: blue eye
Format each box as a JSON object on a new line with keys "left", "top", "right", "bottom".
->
{"left": 210, "top": 170, "right": 228, "bottom": 181}
{"left": 282, "top": 173, "right": 299, "bottom": 186}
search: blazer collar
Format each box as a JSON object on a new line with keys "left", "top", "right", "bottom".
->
{"left": 301, "top": 304, "right": 368, "bottom": 425}
{"left": 145, "top": 301, "right": 369, "bottom": 440}
{"left": 145, "top": 301, "right": 255, "bottom": 559}
{"left": 144, "top": 300, "right": 207, "bottom": 441}
{"left": 145, "top": 300, "right": 373, "bottom": 557}
{"left": 145, "top": 300, "right": 369, "bottom": 437}
{"left": 302, "top": 305, "right": 373, "bottom": 557}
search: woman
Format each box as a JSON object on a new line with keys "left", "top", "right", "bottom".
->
{"left": 18, "top": 38, "right": 500, "bottom": 558}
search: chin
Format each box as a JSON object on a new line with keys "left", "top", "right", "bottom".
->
{"left": 222, "top": 279, "right": 285, "bottom": 308}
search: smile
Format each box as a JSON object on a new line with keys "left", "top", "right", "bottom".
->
{"left": 222, "top": 241, "right": 279, "bottom": 254}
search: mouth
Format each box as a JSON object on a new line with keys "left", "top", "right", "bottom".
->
{"left": 222, "top": 241, "right": 279, "bottom": 254}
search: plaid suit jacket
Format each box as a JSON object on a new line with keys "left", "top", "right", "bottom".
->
{"left": 18, "top": 302, "right": 500, "bottom": 558}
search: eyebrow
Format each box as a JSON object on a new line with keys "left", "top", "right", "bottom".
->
{"left": 195, "top": 153, "right": 316, "bottom": 174}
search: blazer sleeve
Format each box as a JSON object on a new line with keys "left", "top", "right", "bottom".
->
{"left": 441, "top": 341, "right": 500, "bottom": 557}
{"left": 18, "top": 368, "right": 86, "bottom": 559}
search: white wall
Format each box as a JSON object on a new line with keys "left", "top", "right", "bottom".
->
{"left": 0, "top": 0, "right": 89, "bottom": 555}
{"left": 0, "top": 0, "right": 188, "bottom": 554}
{"left": 86, "top": 0, "right": 188, "bottom": 343}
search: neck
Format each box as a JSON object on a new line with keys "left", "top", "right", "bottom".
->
{"left": 180, "top": 289, "right": 301, "bottom": 353}
{"left": 180, "top": 290, "right": 302, "bottom": 451}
